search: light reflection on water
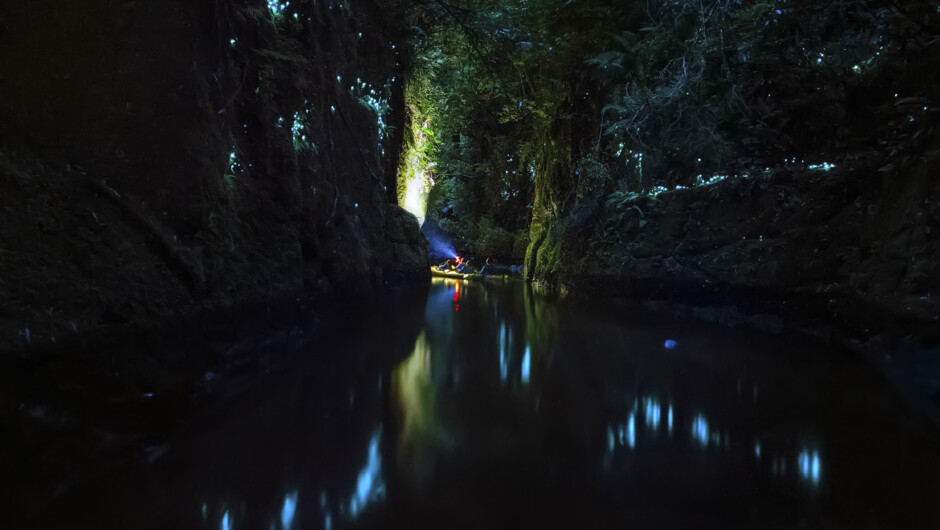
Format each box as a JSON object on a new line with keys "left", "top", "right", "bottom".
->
{"left": 33, "top": 277, "right": 940, "bottom": 529}
{"left": 197, "top": 278, "right": 850, "bottom": 529}
{"left": 421, "top": 277, "right": 834, "bottom": 496}
{"left": 692, "top": 414, "right": 710, "bottom": 447}
{"left": 280, "top": 491, "right": 297, "bottom": 530}
{"left": 644, "top": 398, "right": 661, "bottom": 431}
{"left": 521, "top": 346, "right": 531, "bottom": 384}
{"left": 598, "top": 393, "right": 826, "bottom": 492}
{"left": 627, "top": 412, "right": 636, "bottom": 448}
{"left": 349, "top": 427, "right": 385, "bottom": 517}
{"left": 799, "top": 449, "right": 822, "bottom": 485}
{"left": 499, "top": 323, "right": 509, "bottom": 383}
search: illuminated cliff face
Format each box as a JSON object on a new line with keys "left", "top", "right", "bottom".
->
{"left": 401, "top": 164, "right": 431, "bottom": 227}
{"left": 398, "top": 117, "right": 435, "bottom": 227}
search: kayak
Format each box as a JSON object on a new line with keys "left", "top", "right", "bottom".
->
{"left": 430, "top": 266, "right": 479, "bottom": 280}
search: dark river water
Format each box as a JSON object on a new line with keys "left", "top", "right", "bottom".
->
{"left": 15, "top": 278, "right": 940, "bottom": 529}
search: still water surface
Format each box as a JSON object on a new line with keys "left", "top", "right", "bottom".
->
{"left": 25, "top": 278, "right": 940, "bottom": 528}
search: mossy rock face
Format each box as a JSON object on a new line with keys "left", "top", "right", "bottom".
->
{"left": 0, "top": 0, "right": 419, "bottom": 348}
{"left": 384, "top": 205, "right": 429, "bottom": 286}
{"left": 386, "top": 204, "right": 422, "bottom": 244}
{"left": 529, "top": 158, "right": 940, "bottom": 345}
{"left": 511, "top": 231, "right": 530, "bottom": 261}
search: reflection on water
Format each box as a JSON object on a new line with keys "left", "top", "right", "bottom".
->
{"left": 19, "top": 277, "right": 940, "bottom": 529}
{"left": 498, "top": 324, "right": 509, "bottom": 383}
{"left": 280, "top": 491, "right": 297, "bottom": 530}
{"left": 799, "top": 449, "right": 822, "bottom": 486}
{"left": 319, "top": 492, "right": 332, "bottom": 530}
{"left": 692, "top": 414, "right": 709, "bottom": 447}
{"left": 414, "top": 278, "right": 841, "bottom": 494}
{"left": 349, "top": 427, "right": 385, "bottom": 517}
{"left": 644, "top": 398, "right": 661, "bottom": 432}
{"left": 627, "top": 412, "right": 636, "bottom": 448}
{"left": 387, "top": 278, "right": 940, "bottom": 526}
{"left": 394, "top": 332, "right": 435, "bottom": 446}
{"left": 521, "top": 346, "right": 531, "bottom": 385}
{"left": 392, "top": 331, "right": 454, "bottom": 491}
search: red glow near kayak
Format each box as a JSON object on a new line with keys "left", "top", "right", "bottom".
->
{"left": 454, "top": 281, "right": 460, "bottom": 302}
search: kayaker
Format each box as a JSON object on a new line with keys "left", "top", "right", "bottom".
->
{"left": 480, "top": 258, "right": 492, "bottom": 276}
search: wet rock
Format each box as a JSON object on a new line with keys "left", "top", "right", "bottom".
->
{"left": 384, "top": 205, "right": 430, "bottom": 286}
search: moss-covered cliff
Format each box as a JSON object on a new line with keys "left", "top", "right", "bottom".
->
{"left": 514, "top": 0, "right": 940, "bottom": 349}
{"left": 0, "top": 0, "right": 427, "bottom": 350}
{"left": 529, "top": 158, "right": 940, "bottom": 340}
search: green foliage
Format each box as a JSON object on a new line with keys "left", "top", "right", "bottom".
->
{"left": 406, "top": 4, "right": 545, "bottom": 245}
{"left": 575, "top": 157, "right": 611, "bottom": 201}
{"left": 410, "top": 0, "right": 940, "bottom": 265}
{"left": 605, "top": 185, "right": 641, "bottom": 214}
{"left": 397, "top": 82, "right": 439, "bottom": 225}
{"left": 477, "top": 218, "right": 516, "bottom": 257}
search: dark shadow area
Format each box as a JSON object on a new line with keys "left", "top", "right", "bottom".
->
{"left": 3, "top": 284, "right": 428, "bottom": 529}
